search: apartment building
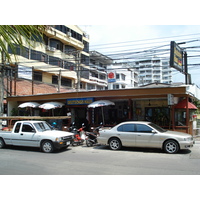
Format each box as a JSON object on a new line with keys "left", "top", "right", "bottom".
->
{"left": 135, "top": 58, "right": 172, "bottom": 86}
{"left": 6, "top": 25, "right": 90, "bottom": 94}
{"left": 89, "top": 51, "right": 112, "bottom": 90}
{"left": 107, "top": 63, "right": 138, "bottom": 90}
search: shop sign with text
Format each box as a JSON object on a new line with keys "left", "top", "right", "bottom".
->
{"left": 66, "top": 98, "right": 94, "bottom": 105}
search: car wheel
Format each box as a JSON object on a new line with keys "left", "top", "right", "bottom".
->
{"left": 41, "top": 140, "right": 54, "bottom": 153}
{"left": 109, "top": 138, "right": 122, "bottom": 150}
{"left": 0, "top": 138, "right": 5, "bottom": 149}
{"left": 164, "top": 140, "right": 179, "bottom": 154}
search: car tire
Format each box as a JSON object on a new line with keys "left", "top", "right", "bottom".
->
{"left": 109, "top": 138, "right": 122, "bottom": 150}
{"left": 164, "top": 140, "right": 179, "bottom": 154}
{"left": 41, "top": 140, "right": 54, "bottom": 153}
{"left": 0, "top": 138, "right": 5, "bottom": 149}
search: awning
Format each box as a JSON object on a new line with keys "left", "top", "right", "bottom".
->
{"left": 174, "top": 99, "right": 198, "bottom": 109}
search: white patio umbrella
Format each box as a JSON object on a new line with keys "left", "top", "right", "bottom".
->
{"left": 39, "top": 102, "right": 65, "bottom": 116}
{"left": 18, "top": 102, "right": 40, "bottom": 108}
{"left": 18, "top": 102, "right": 40, "bottom": 116}
{"left": 88, "top": 100, "right": 115, "bottom": 125}
{"left": 39, "top": 102, "right": 64, "bottom": 110}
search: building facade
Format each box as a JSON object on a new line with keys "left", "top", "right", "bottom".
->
{"left": 135, "top": 58, "right": 172, "bottom": 86}
{"left": 5, "top": 25, "right": 91, "bottom": 95}
{"left": 88, "top": 51, "right": 112, "bottom": 90}
{"left": 107, "top": 63, "right": 138, "bottom": 89}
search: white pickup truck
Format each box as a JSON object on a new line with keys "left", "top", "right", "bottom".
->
{"left": 0, "top": 120, "right": 74, "bottom": 153}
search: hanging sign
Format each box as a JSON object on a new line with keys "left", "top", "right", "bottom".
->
{"left": 168, "top": 94, "right": 174, "bottom": 105}
{"left": 170, "top": 41, "right": 183, "bottom": 72}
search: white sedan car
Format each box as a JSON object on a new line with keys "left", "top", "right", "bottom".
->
{"left": 98, "top": 121, "right": 194, "bottom": 154}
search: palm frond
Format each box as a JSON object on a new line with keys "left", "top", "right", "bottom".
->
{"left": 0, "top": 25, "right": 47, "bottom": 63}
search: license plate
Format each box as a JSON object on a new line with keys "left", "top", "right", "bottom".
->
{"left": 67, "top": 141, "right": 70, "bottom": 145}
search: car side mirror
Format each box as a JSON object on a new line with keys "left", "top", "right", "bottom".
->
{"left": 152, "top": 130, "right": 157, "bottom": 134}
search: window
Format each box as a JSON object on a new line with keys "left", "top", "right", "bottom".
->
{"left": 64, "top": 61, "right": 75, "bottom": 70}
{"left": 33, "top": 71, "right": 42, "bottom": 82}
{"left": 21, "top": 46, "right": 29, "bottom": 59}
{"left": 31, "top": 50, "right": 48, "bottom": 63}
{"left": 49, "top": 39, "right": 63, "bottom": 51}
{"left": 8, "top": 44, "right": 20, "bottom": 55}
{"left": 22, "top": 123, "right": 35, "bottom": 132}
{"left": 117, "top": 124, "right": 135, "bottom": 132}
{"left": 136, "top": 124, "right": 153, "bottom": 133}
{"left": 113, "top": 84, "right": 119, "bottom": 89}
{"left": 52, "top": 75, "right": 58, "bottom": 84}
{"left": 61, "top": 77, "right": 72, "bottom": 87}
{"left": 49, "top": 56, "right": 63, "bottom": 67}
{"left": 83, "top": 40, "right": 89, "bottom": 53}
{"left": 121, "top": 74, "right": 126, "bottom": 80}
{"left": 14, "top": 123, "right": 21, "bottom": 133}
{"left": 81, "top": 54, "right": 89, "bottom": 65}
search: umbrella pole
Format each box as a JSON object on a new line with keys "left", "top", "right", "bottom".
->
{"left": 101, "top": 107, "right": 105, "bottom": 125}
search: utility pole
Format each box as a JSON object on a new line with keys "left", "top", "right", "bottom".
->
{"left": 76, "top": 51, "right": 81, "bottom": 91}
{"left": 0, "top": 52, "right": 5, "bottom": 129}
{"left": 184, "top": 51, "right": 188, "bottom": 84}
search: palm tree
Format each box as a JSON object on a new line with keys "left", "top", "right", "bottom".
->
{"left": 0, "top": 25, "right": 47, "bottom": 118}
{"left": 0, "top": 25, "right": 47, "bottom": 63}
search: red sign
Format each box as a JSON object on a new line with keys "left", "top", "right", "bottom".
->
{"left": 108, "top": 72, "right": 116, "bottom": 83}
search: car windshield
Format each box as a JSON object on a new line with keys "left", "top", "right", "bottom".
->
{"left": 149, "top": 123, "right": 167, "bottom": 133}
{"left": 34, "top": 122, "right": 53, "bottom": 132}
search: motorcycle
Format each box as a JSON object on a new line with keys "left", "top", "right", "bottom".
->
{"left": 69, "top": 122, "right": 84, "bottom": 146}
{"left": 85, "top": 124, "right": 102, "bottom": 147}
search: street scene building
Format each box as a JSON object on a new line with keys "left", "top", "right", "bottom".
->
{"left": 107, "top": 62, "right": 138, "bottom": 89}
{"left": 5, "top": 25, "right": 91, "bottom": 95}
{"left": 1, "top": 25, "right": 200, "bottom": 136}
{"left": 135, "top": 58, "right": 172, "bottom": 86}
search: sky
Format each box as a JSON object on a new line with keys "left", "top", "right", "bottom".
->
{"left": 79, "top": 25, "right": 200, "bottom": 87}
{"left": 2, "top": 1, "right": 200, "bottom": 85}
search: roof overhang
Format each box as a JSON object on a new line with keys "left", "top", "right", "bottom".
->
{"left": 6, "top": 85, "right": 198, "bottom": 103}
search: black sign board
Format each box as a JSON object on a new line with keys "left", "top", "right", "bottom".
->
{"left": 170, "top": 41, "right": 183, "bottom": 72}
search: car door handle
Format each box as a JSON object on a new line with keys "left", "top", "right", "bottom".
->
{"left": 20, "top": 133, "right": 23, "bottom": 135}
{"left": 137, "top": 135, "right": 141, "bottom": 136}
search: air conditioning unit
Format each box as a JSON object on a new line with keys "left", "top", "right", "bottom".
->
{"left": 46, "top": 46, "right": 56, "bottom": 52}
{"left": 67, "top": 32, "right": 71, "bottom": 37}
{"left": 46, "top": 46, "right": 51, "bottom": 51}
{"left": 50, "top": 47, "right": 56, "bottom": 52}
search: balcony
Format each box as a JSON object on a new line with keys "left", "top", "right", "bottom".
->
{"left": 45, "top": 28, "right": 84, "bottom": 50}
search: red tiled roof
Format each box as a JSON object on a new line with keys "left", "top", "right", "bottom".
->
{"left": 4, "top": 79, "right": 72, "bottom": 96}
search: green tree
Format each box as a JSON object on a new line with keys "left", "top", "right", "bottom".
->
{"left": 0, "top": 25, "right": 47, "bottom": 121}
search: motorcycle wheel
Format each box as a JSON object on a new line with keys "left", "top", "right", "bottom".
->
{"left": 72, "top": 141, "right": 77, "bottom": 146}
{"left": 86, "top": 140, "right": 93, "bottom": 147}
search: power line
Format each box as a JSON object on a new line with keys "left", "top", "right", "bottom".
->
{"left": 90, "top": 32, "right": 200, "bottom": 47}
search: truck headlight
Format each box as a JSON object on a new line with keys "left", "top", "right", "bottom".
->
{"left": 55, "top": 137, "right": 62, "bottom": 142}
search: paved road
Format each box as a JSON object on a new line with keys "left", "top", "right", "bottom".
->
{"left": 0, "top": 141, "right": 200, "bottom": 175}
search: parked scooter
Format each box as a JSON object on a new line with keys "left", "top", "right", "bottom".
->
{"left": 69, "top": 122, "right": 84, "bottom": 146}
{"left": 85, "top": 124, "right": 102, "bottom": 147}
